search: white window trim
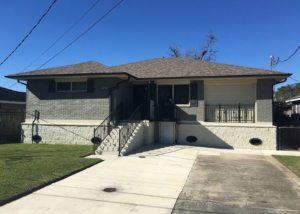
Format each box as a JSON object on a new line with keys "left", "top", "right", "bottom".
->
{"left": 156, "top": 83, "right": 191, "bottom": 107}
{"left": 56, "top": 81, "right": 87, "bottom": 93}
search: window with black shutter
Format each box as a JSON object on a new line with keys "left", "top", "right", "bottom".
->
{"left": 87, "top": 79, "right": 94, "bottom": 93}
{"left": 48, "top": 80, "right": 55, "bottom": 93}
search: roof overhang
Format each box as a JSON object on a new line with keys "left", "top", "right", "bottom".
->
{"left": 5, "top": 72, "right": 136, "bottom": 80}
{"left": 0, "top": 100, "right": 25, "bottom": 105}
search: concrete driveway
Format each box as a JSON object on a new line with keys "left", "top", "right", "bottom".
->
{"left": 173, "top": 153, "right": 300, "bottom": 214}
{"left": 0, "top": 145, "right": 198, "bottom": 214}
{"left": 1, "top": 145, "right": 300, "bottom": 214}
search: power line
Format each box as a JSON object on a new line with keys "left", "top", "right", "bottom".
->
{"left": 22, "top": 0, "right": 102, "bottom": 71}
{"left": 279, "top": 45, "right": 300, "bottom": 63}
{"left": 0, "top": 0, "right": 58, "bottom": 67}
{"left": 36, "top": 0, "right": 125, "bottom": 69}
{"left": 0, "top": 79, "right": 13, "bottom": 87}
{"left": 270, "top": 45, "right": 300, "bottom": 68}
{"left": 7, "top": 81, "right": 19, "bottom": 89}
{"left": 288, "top": 76, "right": 300, "bottom": 83}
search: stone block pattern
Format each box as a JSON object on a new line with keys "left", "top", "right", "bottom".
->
{"left": 22, "top": 124, "right": 95, "bottom": 145}
{"left": 178, "top": 124, "right": 277, "bottom": 150}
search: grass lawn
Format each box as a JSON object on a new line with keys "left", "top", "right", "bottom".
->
{"left": 0, "top": 144, "right": 101, "bottom": 204}
{"left": 274, "top": 155, "right": 300, "bottom": 177}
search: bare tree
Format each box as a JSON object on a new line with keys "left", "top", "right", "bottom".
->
{"left": 198, "top": 33, "right": 218, "bottom": 61}
{"left": 169, "top": 33, "right": 218, "bottom": 61}
{"left": 169, "top": 46, "right": 181, "bottom": 58}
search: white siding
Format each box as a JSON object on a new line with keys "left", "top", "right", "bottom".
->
{"left": 204, "top": 80, "right": 256, "bottom": 105}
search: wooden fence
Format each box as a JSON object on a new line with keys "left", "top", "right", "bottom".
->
{"left": 0, "top": 111, "right": 25, "bottom": 143}
{"left": 277, "top": 127, "right": 300, "bottom": 150}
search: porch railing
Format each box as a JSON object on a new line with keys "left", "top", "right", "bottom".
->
{"left": 92, "top": 103, "right": 122, "bottom": 148}
{"left": 118, "top": 103, "right": 144, "bottom": 156}
{"left": 205, "top": 104, "right": 255, "bottom": 123}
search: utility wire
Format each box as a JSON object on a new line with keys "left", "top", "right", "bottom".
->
{"left": 26, "top": 111, "right": 90, "bottom": 141}
{"left": 0, "top": 0, "right": 58, "bottom": 67}
{"left": 36, "top": 0, "right": 125, "bottom": 69}
{"left": 0, "top": 79, "right": 13, "bottom": 87}
{"left": 288, "top": 76, "right": 300, "bottom": 83}
{"left": 22, "top": 0, "right": 102, "bottom": 72}
{"left": 7, "top": 81, "right": 18, "bottom": 89}
{"left": 279, "top": 45, "right": 300, "bottom": 63}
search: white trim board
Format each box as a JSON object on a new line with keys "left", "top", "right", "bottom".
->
{"left": 0, "top": 100, "right": 25, "bottom": 105}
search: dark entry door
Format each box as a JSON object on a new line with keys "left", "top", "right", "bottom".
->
{"left": 133, "top": 84, "right": 149, "bottom": 119}
{"left": 158, "top": 85, "right": 174, "bottom": 120}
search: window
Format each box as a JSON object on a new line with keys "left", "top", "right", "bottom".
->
{"left": 174, "top": 85, "right": 190, "bottom": 105}
{"left": 72, "top": 82, "right": 87, "bottom": 91}
{"left": 57, "top": 82, "right": 71, "bottom": 92}
{"left": 56, "top": 81, "right": 87, "bottom": 92}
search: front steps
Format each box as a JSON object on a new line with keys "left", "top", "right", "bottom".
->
{"left": 119, "top": 123, "right": 144, "bottom": 155}
{"left": 95, "top": 127, "right": 120, "bottom": 155}
{"left": 95, "top": 122, "right": 144, "bottom": 156}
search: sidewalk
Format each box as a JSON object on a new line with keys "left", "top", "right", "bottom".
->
{"left": 0, "top": 146, "right": 198, "bottom": 214}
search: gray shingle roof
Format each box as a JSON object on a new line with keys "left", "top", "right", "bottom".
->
{"left": 7, "top": 61, "right": 113, "bottom": 78}
{"left": 111, "top": 58, "right": 290, "bottom": 79}
{"left": 6, "top": 58, "right": 291, "bottom": 80}
{"left": 0, "top": 87, "right": 26, "bottom": 102}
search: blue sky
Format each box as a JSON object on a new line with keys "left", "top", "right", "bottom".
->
{"left": 0, "top": 0, "right": 299, "bottom": 92}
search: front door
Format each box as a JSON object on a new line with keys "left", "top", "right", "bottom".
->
{"left": 158, "top": 85, "right": 174, "bottom": 120}
{"left": 133, "top": 84, "right": 149, "bottom": 119}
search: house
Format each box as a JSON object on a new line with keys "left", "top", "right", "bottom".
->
{"left": 286, "top": 95, "right": 300, "bottom": 115}
{"left": 6, "top": 58, "right": 291, "bottom": 153}
{"left": 0, "top": 86, "right": 26, "bottom": 112}
{"left": 0, "top": 87, "right": 26, "bottom": 143}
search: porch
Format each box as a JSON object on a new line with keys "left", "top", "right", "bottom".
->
{"left": 93, "top": 78, "right": 275, "bottom": 155}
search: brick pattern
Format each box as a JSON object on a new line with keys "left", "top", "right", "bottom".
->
{"left": 256, "top": 79, "right": 274, "bottom": 123}
{"left": 177, "top": 81, "right": 204, "bottom": 121}
{"left": 26, "top": 78, "right": 119, "bottom": 120}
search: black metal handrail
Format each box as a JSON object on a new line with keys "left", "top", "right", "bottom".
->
{"left": 92, "top": 103, "right": 122, "bottom": 149}
{"left": 205, "top": 104, "right": 255, "bottom": 123}
{"left": 118, "top": 103, "right": 144, "bottom": 156}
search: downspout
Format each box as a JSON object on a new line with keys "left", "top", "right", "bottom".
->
{"left": 17, "top": 80, "right": 27, "bottom": 86}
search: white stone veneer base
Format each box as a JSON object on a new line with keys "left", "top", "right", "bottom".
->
{"left": 177, "top": 123, "right": 277, "bottom": 150}
{"left": 21, "top": 121, "right": 276, "bottom": 150}
{"left": 21, "top": 123, "right": 95, "bottom": 145}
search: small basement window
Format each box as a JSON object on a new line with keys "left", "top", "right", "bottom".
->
{"left": 56, "top": 81, "right": 87, "bottom": 92}
{"left": 174, "top": 85, "right": 189, "bottom": 104}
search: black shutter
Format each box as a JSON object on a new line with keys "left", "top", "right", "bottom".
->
{"left": 87, "top": 79, "right": 94, "bottom": 93}
{"left": 190, "top": 82, "right": 198, "bottom": 100}
{"left": 48, "top": 80, "right": 55, "bottom": 93}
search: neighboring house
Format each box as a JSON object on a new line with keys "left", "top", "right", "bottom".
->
{"left": 0, "top": 86, "right": 26, "bottom": 112}
{"left": 0, "top": 87, "right": 26, "bottom": 142}
{"left": 6, "top": 58, "right": 291, "bottom": 153}
{"left": 286, "top": 95, "right": 300, "bottom": 115}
